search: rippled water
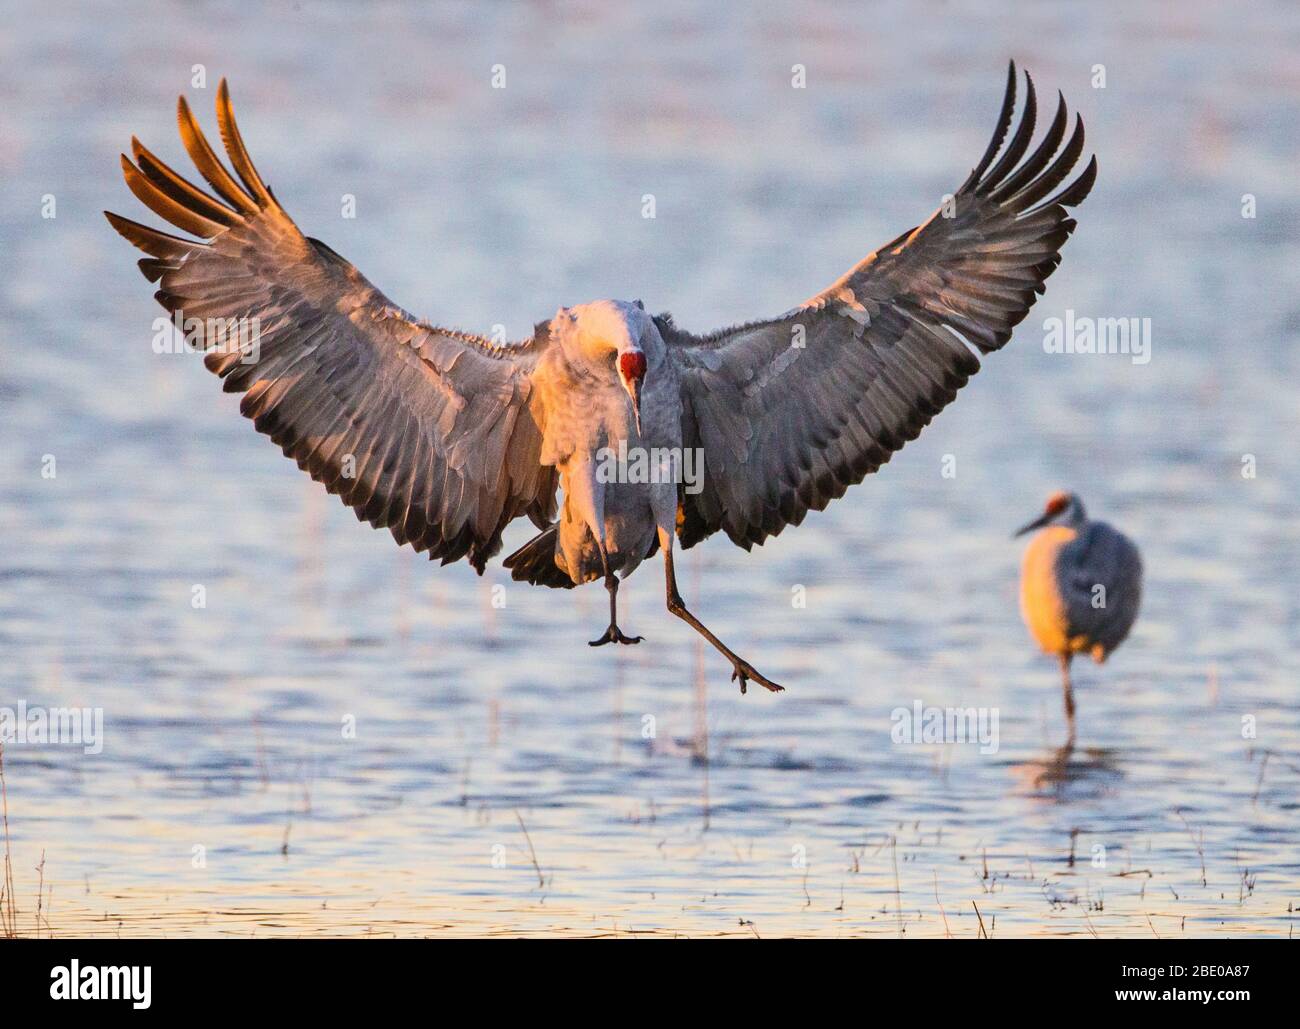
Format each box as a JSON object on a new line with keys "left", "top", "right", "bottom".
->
{"left": 1, "top": 1, "right": 1298, "bottom": 937}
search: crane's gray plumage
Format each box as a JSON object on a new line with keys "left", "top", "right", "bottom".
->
{"left": 107, "top": 84, "right": 556, "bottom": 574}
{"left": 662, "top": 62, "right": 1096, "bottom": 550}
{"left": 107, "top": 63, "right": 1095, "bottom": 695}
{"left": 1016, "top": 491, "right": 1142, "bottom": 742}
{"left": 1052, "top": 519, "right": 1143, "bottom": 659}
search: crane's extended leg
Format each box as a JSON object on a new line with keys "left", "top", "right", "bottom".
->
{"left": 589, "top": 555, "right": 642, "bottom": 647}
{"left": 659, "top": 530, "right": 782, "bottom": 694}
{"left": 1059, "top": 653, "right": 1076, "bottom": 747}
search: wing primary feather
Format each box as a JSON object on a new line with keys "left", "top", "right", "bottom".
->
{"left": 176, "top": 95, "right": 260, "bottom": 215}
{"left": 104, "top": 209, "right": 208, "bottom": 258}
{"left": 1004, "top": 113, "right": 1086, "bottom": 211}
{"left": 989, "top": 92, "right": 1068, "bottom": 204}
{"left": 979, "top": 71, "right": 1037, "bottom": 191}
{"left": 958, "top": 59, "right": 1016, "bottom": 193}
{"left": 120, "top": 154, "right": 231, "bottom": 238}
{"left": 130, "top": 136, "right": 239, "bottom": 226}
{"left": 1033, "top": 154, "right": 1098, "bottom": 211}
{"left": 214, "top": 79, "right": 275, "bottom": 208}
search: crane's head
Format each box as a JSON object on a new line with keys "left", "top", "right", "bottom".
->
{"left": 617, "top": 348, "right": 647, "bottom": 436}
{"left": 554, "top": 299, "right": 657, "bottom": 436}
{"left": 1014, "top": 490, "right": 1086, "bottom": 537}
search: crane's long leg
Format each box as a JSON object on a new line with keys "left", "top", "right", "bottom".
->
{"left": 589, "top": 554, "right": 642, "bottom": 647}
{"left": 1059, "top": 653, "right": 1076, "bottom": 748}
{"left": 660, "top": 530, "right": 782, "bottom": 694}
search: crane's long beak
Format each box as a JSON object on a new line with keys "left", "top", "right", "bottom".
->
{"left": 1013, "top": 512, "right": 1052, "bottom": 538}
{"left": 628, "top": 378, "right": 643, "bottom": 437}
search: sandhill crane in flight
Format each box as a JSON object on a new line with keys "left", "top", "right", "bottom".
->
{"left": 1016, "top": 492, "right": 1142, "bottom": 743}
{"left": 107, "top": 62, "right": 1095, "bottom": 695}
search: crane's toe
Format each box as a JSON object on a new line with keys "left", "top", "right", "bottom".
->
{"left": 588, "top": 625, "right": 644, "bottom": 647}
{"left": 730, "top": 659, "right": 784, "bottom": 694}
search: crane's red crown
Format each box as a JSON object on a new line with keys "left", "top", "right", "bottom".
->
{"left": 1044, "top": 490, "right": 1070, "bottom": 516}
{"left": 619, "top": 351, "right": 647, "bottom": 382}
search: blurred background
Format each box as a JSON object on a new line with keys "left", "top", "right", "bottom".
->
{"left": 0, "top": 0, "right": 1296, "bottom": 936}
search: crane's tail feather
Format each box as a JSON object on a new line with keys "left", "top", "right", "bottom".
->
{"left": 503, "top": 524, "right": 576, "bottom": 589}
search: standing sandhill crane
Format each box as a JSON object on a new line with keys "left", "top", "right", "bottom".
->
{"left": 106, "top": 63, "right": 1095, "bottom": 695}
{"left": 1016, "top": 492, "right": 1142, "bottom": 743}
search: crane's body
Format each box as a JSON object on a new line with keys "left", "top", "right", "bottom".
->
{"left": 1016, "top": 492, "right": 1142, "bottom": 742}
{"left": 107, "top": 63, "right": 1096, "bottom": 695}
{"left": 536, "top": 301, "right": 680, "bottom": 590}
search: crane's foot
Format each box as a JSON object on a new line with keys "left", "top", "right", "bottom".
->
{"left": 730, "top": 658, "right": 784, "bottom": 694}
{"left": 589, "top": 625, "right": 644, "bottom": 647}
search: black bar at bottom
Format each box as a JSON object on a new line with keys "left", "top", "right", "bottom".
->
{"left": 0, "top": 938, "right": 1284, "bottom": 1014}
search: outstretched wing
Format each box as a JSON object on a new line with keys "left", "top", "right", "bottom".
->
{"left": 106, "top": 81, "right": 557, "bottom": 572}
{"left": 662, "top": 62, "right": 1096, "bottom": 550}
